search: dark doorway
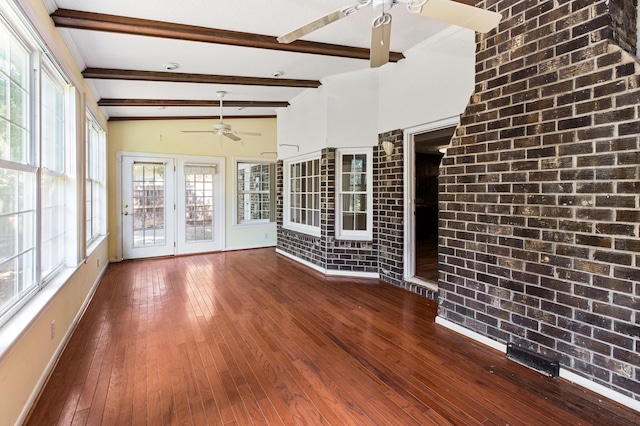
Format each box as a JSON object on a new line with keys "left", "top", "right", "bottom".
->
{"left": 414, "top": 126, "right": 456, "bottom": 282}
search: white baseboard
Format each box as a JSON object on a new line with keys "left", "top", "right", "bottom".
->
{"left": 436, "top": 315, "right": 640, "bottom": 413}
{"left": 560, "top": 369, "right": 640, "bottom": 412}
{"left": 16, "top": 261, "right": 109, "bottom": 426}
{"left": 275, "top": 249, "right": 379, "bottom": 279}
{"left": 435, "top": 316, "right": 507, "bottom": 353}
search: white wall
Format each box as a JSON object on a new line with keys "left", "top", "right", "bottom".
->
{"left": 378, "top": 27, "right": 476, "bottom": 133}
{"left": 277, "top": 27, "right": 476, "bottom": 154}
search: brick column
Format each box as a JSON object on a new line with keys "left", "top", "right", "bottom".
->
{"left": 439, "top": 0, "right": 640, "bottom": 399}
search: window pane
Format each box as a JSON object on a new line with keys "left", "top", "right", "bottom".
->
{"left": 41, "top": 172, "right": 65, "bottom": 279}
{"left": 185, "top": 164, "right": 215, "bottom": 241}
{"left": 41, "top": 72, "right": 65, "bottom": 172}
{"left": 132, "top": 164, "right": 166, "bottom": 247}
{"left": 0, "top": 169, "right": 36, "bottom": 314}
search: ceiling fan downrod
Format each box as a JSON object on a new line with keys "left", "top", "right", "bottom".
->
{"left": 216, "top": 90, "right": 226, "bottom": 123}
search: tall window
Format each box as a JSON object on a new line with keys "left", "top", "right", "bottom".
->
{"left": 86, "top": 113, "right": 105, "bottom": 246}
{"left": 0, "top": 5, "right": 79, "bottom": 326}
{"left": 236, "top": 161, "right": 275, "bottom": 224}
{"left": 284, "top": 155, "right": 321, "bottom": 236}
{"left": 0, "top": 16, "right": 37, "bottom": 318}
{"left": 336, "top": 148, "right": 372, "bottom": 240}
{"left": 40, "top": 69, "right": 67, "bottom": 280}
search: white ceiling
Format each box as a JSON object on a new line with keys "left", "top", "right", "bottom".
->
{"left": 46, "top": 0, "right": 454, "bottom": 120}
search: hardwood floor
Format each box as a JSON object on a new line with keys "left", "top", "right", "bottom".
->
{"left": 415, "top": 238, "right": 438, "bottom": 282}
{"left": 26, "top": 248, "right": 640, "bottom": 425}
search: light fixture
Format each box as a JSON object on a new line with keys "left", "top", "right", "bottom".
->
{"left": 438, "top": 147, "right": 447, "bottom": 154}
{"left": 163, "top": 62, "right": 180, "bottom": 71}
{"left": 381, "top": 139, "right": 394, "bottom": 158}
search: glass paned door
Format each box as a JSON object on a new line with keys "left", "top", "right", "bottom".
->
{"left": 121, "top": 156, "right": 175, "bottom": 259}
{"left": 176, "top": 161, "right": 222, "bottom": 255}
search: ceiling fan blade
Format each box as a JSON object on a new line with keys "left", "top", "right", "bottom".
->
{"left": 181, "top": 130, "right": 216, "bottom": 133}
{"left": 419, "top": 0, "right": 502, "bottom": 33}
{"left": 234, "top": 130, "right": 262, "bottom": 137}
{"left": 277, "top": 7, "right": 355, "bottom": 44}
{"left": 370, "top": 20, "right": 391, "bottom": 68}
{"left": 223, "top": 132, "right": 242, "bottom": 142}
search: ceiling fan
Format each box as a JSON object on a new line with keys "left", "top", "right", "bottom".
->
{"left": 277, "top": 0, "right": 502, "bottom": 68}
{"left": 182, "top": 91, "right": 262, "bottom": 141}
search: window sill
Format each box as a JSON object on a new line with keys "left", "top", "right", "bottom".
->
{"left": 282, "top": 224, "right": 321, "bottom": 238}
{"left": 86, "top": 234, "right": 108, "bottom": 258}
{"left": 234, "top": 221, "right": 276, "bottom": 228}
{"left": 335, "top": 235, "right": 373, "bottom": 242}
{"left": 0, "top": 267, "right": 76, "bottom": 364}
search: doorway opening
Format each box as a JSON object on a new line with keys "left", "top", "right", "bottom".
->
{"left": 404, "top": 119, "right": 457, "bottom": 290}
{"left": 414, "top": 128, "right": 455, "bottom": 281}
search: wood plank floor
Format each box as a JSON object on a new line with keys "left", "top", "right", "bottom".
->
{"left": 26, "top": 248, "right": 640, "bottom": 425}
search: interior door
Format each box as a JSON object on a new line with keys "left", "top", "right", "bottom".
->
{"left": 121, "top": 156, "right": 176, "bottom": 259}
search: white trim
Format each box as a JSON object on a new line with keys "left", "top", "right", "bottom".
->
{"left": 283, "top": 152, "right": 322, "bottom": 237}
{"left": 327, "top": 269, "right": 379, "bottom": 279}
{"left": 224, "top": 243, "right": 276, "bottom": 251}
{"left": 405, "top": 276, "right": 438, "bottom": 293}
{"left": 560, "top": 370, "right": 640, "bottom": 412}
{"left": 435, "top": 316, "right": 507, "bottom": 353}
{"left": 276, "top": 248, "right": 326, "bottom": 274}
{"left": 335, "top": 147, "right": 373, "bottom": 241}
{"left": 14, "top": 259, "right": 109, "bottom": 426}
{"left": 403, "top": 116, "right": 460, "bottom": 287}
{"left": 233, "top": 157, "right": 276, "bottom": 226}
{"left": 275, "top": 249, "right": 380, "bottom": 279}
{"left": 436, "top": 315, "right": 640, "bottom": 413}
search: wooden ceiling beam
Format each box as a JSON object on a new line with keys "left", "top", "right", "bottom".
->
{"left": 98, "top": 99, "right": 289, "bottom": 108}
{"left": 83, "top": 68, "right": 321, "bottom": 88}
{"left": 51, "top": 9, "right": 404, "bottom": 62}
{"left": 108, "top": 115, "right": 276, "bottom": 121}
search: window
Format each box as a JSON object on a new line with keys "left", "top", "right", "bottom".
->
{"left": 236, "top": 160, "right": 275, "bottom": 224}
{"left": 284, "top": 154, "right": 321, "bottom": 236}
{"left": 0, "top": 16, "right": 37, "bottom": 318}
{"left": 86, "top": 112, "right": 105, "bottom": 246}
{"left": 336, "top": 148, "right": 372, "bottom": 240}
{"left": 0, "top": 5, "right": 79, "bottom": 325}
{"left": 40, "top": 69, "right": 67, "bottom": 280}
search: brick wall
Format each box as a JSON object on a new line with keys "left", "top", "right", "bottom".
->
{"left": 277, "top": 149, "right": 378, "bottom": 274}
{"left": 439, "top": 0, "right": 640, "bottom": 399}
{"left": 375, "top": 130, "right": 405, "bottom": 283}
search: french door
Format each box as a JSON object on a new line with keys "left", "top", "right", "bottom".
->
{"left": 120, "top": 154, "right": 224, "bottom": 260}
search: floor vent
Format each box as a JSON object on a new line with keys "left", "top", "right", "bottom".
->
{"left": 506, "top": 343, "right": 560, "bottom": 378}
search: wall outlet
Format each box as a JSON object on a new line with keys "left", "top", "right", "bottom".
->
{"left": 264, "top": 232, "right": 268, "bottom": 239}
{"left": 50, "top": 320, "right": 56, "bottom": 340}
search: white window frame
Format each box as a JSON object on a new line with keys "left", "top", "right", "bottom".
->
{"left": 85, "top": 111, "right": 105, "bottom": 248}
{"left": 283, "top": 152, "right": 322, "bottom": 237}
{"left": 39, "top": 65, "right": 69, "bottom": 282}
{"left": 0, "top": 3, "right": 79, "bottom": 327}
{"left": 335, "top": 148, "right": 373, "bottom": 241}
{"left": 235, "top": 158, "right": 275, "bottom": 225}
